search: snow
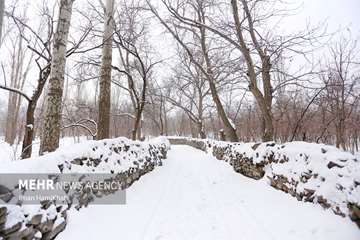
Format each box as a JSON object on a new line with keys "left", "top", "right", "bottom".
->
{"left": 267, "top": 142, "right": 360, "bottom": 213}
{"left": 2, "top": 205, "right": 25, "bottom": 229}
{"left": 0, "top": 200, "right": 66, "bottom": 230}
{"left": 172, "top": 137, "right": 359, "bottom": 217}
{"left": 0, "top": 136, "right": 169, "bottom": 233}
{"left": 34, "top": 231, "right": 42, "bottom": 238}
{"left": 228, "top": 118, "right": 236, "bottom": 129}
{"left": 0, "top": 136, "right": 168, "bottom": 174}
{"left": 0, "top": 141, "right": 16, "bottom": 162}
{"left": 57, "top": 146, "right": 359, "bottom": 240}
{"left": 1, "top": 137, "right": 358, "bottom": 238}
{"left": 0, "top": 136, "right": 90, "bottom": 162}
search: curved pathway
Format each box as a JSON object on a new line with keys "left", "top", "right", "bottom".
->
{"left": 58, "top": 145, "right": 359, "bottom": 240}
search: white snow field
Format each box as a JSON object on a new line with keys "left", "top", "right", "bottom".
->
{"left": 58, "top": 145, "right": 359, "bottom": 240}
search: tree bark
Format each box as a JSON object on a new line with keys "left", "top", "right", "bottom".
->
{"left": 97, "top": 0, "right": 114, "bottom": 140}
{"left": 21, "top": 67, "right": 50, "bottom": 159}
{"left": 132, "top": 108, "right": 142, "bottom": 140}
{"left": 148, "top": 2, "right": 238, "bottom": 141}
{"left": 231, "top": 0, "right": 274, "bottom": 141}
{"left": 5, "top": 32, "right": 25, "bottom": 144}
{"left": 39, "top": 0, "right": 74, "bottom": 154}
{"left": 21, "top": 101, "right": 35, "bottom": 158}
{"left": 197, "top": 121, "right": 206, "bottom": 139}
{"left": 197, "top": 8, "right": 238, "bottom": 142}
{"left": 0, "top": 0, "right": 4, "bottom": 42}
{"left": 132, "top": 86, "right": 146, "bottom": 141}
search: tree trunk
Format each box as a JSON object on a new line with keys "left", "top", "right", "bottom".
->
{"left": 219, "top": 129, "right": 226, "bottom": 141}
{"left": 5, "top": 92, "right": 15, "bottom": 144}
{"left": 132, "top": 108, "right": 141, "bottom": 140}
{"left": 189, "top": 116, "right": 196, "bottom": 138}
{"left": 21, "top": 101, "right": 35, "bottom": 159}
{"left": 40, "top": 0, "right": 74, "bottom": 154}
{"left": 21, "top": 67, "right": 49, "bottom": 159}
{"left": 209, "top": 111, "right": 217, "bottom": 139}
{"left": 137, "top": 121, "right": 142, "bottom": 140}
{"left": 197, "top": 121, "right": 206, "bottom": 139}
{"left": 198, "top": 16, "right": 238, "bottom": 142}
{"left": 0, "top": 0, "right": 4, "bottom": 42}
{"left": 97, "top": 0, "right": 114, "bottom": 140}
{"left": 335, "top": 120, "right": 346, "bottom": 150}
{"left": 159, "top": 100, "right": 164, "bottom": 135}
{"left": 354, "top": 129, "right": 358, "bottom": 152}
{"left": 250, "top": 85, "right": 274, "bottom": 142}
{"left": 163, "top": 104, "right": 168, "bottom": 136}
{"left": 231, "top": 0, "right": 274, "bottom": 142}
{"left": 5, "top": 32, "right": 25, "bottom": 145}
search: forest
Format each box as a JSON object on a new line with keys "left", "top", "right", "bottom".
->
{"left": 0, "top": 0, "right": 359, "bottom": 158}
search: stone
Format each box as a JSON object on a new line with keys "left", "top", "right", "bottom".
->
{"left": 0, "top": 139, "right": 170, "bottom": 239}
{"left": 0, "top": 206, "right": 7, "bottom": 217}
{"left": 18, "top": 225, "right": 36, "bottom": 239}
{"left": 58, "top": 164, "right": 64, "bottom": 173}
{"left": 317, "top": 196, "right": 331, "bottom": 209}
{"left": 61, "top": 210, "right": 67, "bottom": 220}
{"left": 1, "top": 222, "right": 22, "bottom": 236}
{"left": 30, "top": 214, "right": 43, "bottom": 226}
{"left": 40, "top": 200, "right": 52, "bottom": 210}
{"left": 327, "top": 161, "right": 344, "bottom": 169}
{"left": 349, "top": 203, "right": 360, "bottom": 220}
{"left": 43, "top": 221, "right": 66, "bottom": 240}
{"left": 251, "top": 143, "right": 261, "bottom": 150}
{"left": 37, "top": 220, "right": 54, "bottom": 234}
{"left": 0, "top": 185, "right": 13, "bottom": 202}
{"left": 0, "top": 220, "right": 6, "bottom": 233}
{"left": 56, "top": 205, "right": 63, "bottom": 213}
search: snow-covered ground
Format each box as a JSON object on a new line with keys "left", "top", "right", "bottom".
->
{"left": 0, "top": 137, "right": 169, "bottom": 239}
{"left": 58, "top": 145, "right": 359, "bottom": 240}
{"left": 0, "top": 136, "right": 90, "bottom": 162}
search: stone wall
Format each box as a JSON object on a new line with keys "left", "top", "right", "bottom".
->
{"left": 168, "top": 137, "right": 360, "bottom": 228}
{"left": 0, "top": 137, "right": 170, "bottom": 239}
{"left": 168, "top": 137, "right": 267, "bottom": 180}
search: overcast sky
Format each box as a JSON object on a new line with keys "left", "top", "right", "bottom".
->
{"left": 284, "top": 0, "right": 359, "bottom": 35}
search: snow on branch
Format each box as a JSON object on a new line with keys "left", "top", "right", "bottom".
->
{"left": 61, "top": 118, "right": 98, "bottom": 137}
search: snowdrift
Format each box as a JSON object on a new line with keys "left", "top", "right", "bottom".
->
{"left": 168, "top": 137, "right": 360, "bottom": 228}
{"left": 0, "top": 137, "right": 170, "bottom": 239}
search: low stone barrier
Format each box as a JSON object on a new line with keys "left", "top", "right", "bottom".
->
{"left": 168, "top": 138, "right": 267, "bottom": 179}
{"left": 0, "top": 137, "right": 170, "bottom": 239}
{"left": 168, "top": 137, "right": 360, "bottom": 228}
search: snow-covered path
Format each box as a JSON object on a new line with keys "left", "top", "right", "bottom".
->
{"left": 58, "top": 145, "right": 359, "bottom": 240}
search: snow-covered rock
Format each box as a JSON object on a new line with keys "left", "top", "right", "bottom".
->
{"left": 0, "top": 137, "right": 170, "bottom": 239}
{"left": 168, "top": 137, "right": 360, "bottom": 227}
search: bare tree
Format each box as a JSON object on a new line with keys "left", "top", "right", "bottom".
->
{"left": 4, "top": 27, "right": 27, "bottom": 144}
{"left": 40, "top": 0, "right": 75, "bottom": 154}
{"left": 153, "top": 0, "right": 326, "bottom": 142}
{"left": 147, "top": 0, "right": 239, "bottom": 141}
{"left": 320, "top": 37, "right": 359, "bottom": 150}
{"left": 112, "top": 0, "right": 158, "bottom": 140}
{"left": 146, "top": 81, "right": 173, "bottom": 136}
{"left": 0, "top": 3, "right": 55, "bottom": 157}
{"left": 97, "top": 0, "right": 115, "bottom": 140}
{"left": 0, "top": 0, "right": 4, "bottom": 42}
{"left": 164, "top": 49, "right": 211, "bottom": 138}
{"left": 0, "top": 2, "right": 94, "bottom": 158}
